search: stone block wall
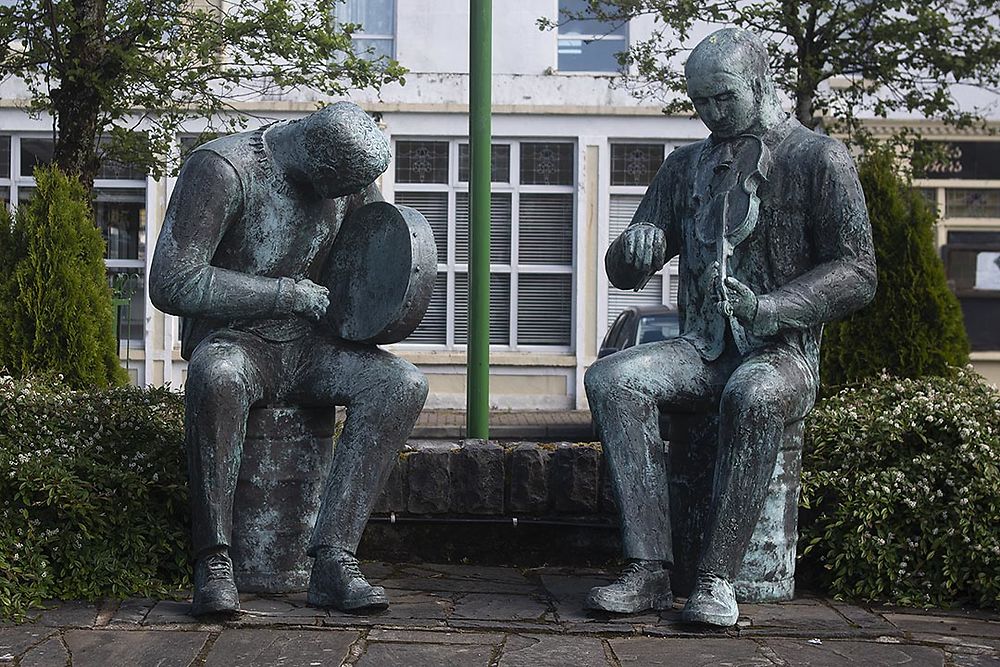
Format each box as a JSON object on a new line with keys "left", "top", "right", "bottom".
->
{"left": 371, "top": 439, "right": 617, "bottom": 520}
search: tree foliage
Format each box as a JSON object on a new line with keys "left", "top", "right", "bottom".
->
{"left": 543, "top": 1, "right": 1000, "bottom": 139}
{"left": 0, "top": 0, "right": 405, "bottom": 188}
{"left": 820, "top": 147, "right": 969, "bottom": 388}
{"left": 0, "top": 166, "right": 128, "bottom": 389}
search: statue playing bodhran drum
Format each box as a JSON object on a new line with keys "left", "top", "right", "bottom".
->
{"left": 149, "top": 102, "right": 436, "bottom": 617}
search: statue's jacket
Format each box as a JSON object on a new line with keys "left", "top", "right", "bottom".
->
{"left": 607, "top": 116, "right": 877, "bottom": 381}
{"left": 149, "top": 125, "right": 381, "bottom": 359}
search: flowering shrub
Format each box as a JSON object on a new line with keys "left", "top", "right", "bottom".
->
{"left": 800, "top": 367, "right": 1000, "bottom": 609}
{"left": 0, "top": 375, "right": 191, "bottom": 621}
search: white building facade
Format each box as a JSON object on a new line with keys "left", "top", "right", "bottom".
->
{"left": 1, "top": 0, "right": 998, "bottom": 404}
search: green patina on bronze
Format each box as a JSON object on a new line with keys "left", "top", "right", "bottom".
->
{"left": 585, "top": 28, "right": 877, "bottom": 626}
{"left": 149, "top": 102, "right": 434, "bottom": 617}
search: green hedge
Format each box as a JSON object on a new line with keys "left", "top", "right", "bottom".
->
{"left": 0, "top": 375, "right": 190, "bottom": 621}
{"left": 2, "top": 369, "right": 998, "bottom": 620}
{"left": 800, "top": 367, "right": 1000, "bottom": 609}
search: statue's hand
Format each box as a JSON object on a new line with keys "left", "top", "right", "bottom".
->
{"left": 292, "top": 279, "right": 330, "bottom": 321}
{"left": 620, "top": 223, "right": 667, "bottom": 276}
{"left": 719, "top": 276, "right": 759, "bottom": 325}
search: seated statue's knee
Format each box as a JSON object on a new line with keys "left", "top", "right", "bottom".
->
{"left": 585, "top": 358, "right": 617, "bottom": 401}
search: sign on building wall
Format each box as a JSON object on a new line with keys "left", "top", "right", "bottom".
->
{"left": 921, "top": 141, "right": 1000, "bottom": 180}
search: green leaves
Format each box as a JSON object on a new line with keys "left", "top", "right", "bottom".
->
{"left": 0, "top": 376, "right": 190, "bottom": 621}
{"left": 821, "top": 148, "right": 969, "bottom": 388}
{"left": 800, "top": 368, "right": 1000, "bottom": 609}
{"left": 0, "top": 166, "right": 128, "bottom": 389}
{"left": 559, "top": 0, "right": 1000, "bottom": 139}
{"left": 0, "top": 0, "right": 406, "bottom": 181}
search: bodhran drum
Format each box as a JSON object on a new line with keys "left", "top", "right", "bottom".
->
{"left": 320, "top": 201, "right": 437, "bottom": 345}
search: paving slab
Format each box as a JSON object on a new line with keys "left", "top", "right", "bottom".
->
{"left": 765, "top": 638, "right": 947, "bottom": 666}
{"left": 356, "top": 641, "right": 496, "bottom": 666}
{"left": 0, "top": 628, "right": 56, "bottom": 663}
{"left": 63, "top": 629, "right": 209, "bottom": 667}
{"left": 827, "top": 601, "right": 900, "bottom": 635}
{"left": 142, "top": 600, "right": 198, "bottom": 625}
{"left": 451, "top": 593, "right": 553, "bottom": 622}
{"left": 739, "top": 599, "right": 856, "bottom": 637}
{"left": 18, "top": 635, "right": 69, "bottom": 667}
{"left": 367, "top": 628, "right": 502, "bottom": 644}
{"left": 609, "top": 637, "right": 773, "bottom": 666}
{"left": 499, "top": 634, "right": 610, "bottom": 667}
{"left": 33, "top": 601, "right": 99, "bottom": 628}
{"left": 884, "top": 613, "right": 1000, "bottom": 639}
{"left": 950, "top": 654, "right": 1000, "bottom": 666}
{"left": 108, "top": 598, "right": 156, "bottom": 626}
{"left": 204, "top": 628, "right": 358, "bottom": 667}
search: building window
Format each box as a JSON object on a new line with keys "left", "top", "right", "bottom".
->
{"left": 943, "top": 230, "right": 1000, "bottom": 351}
{"left": 393, "top": 139, "right": 576, "bottom": 350}
{"left": 557, "top": 0, "right": 628, "bottom": 73}
{"left": 4, "top": 135, "right": 148, "bottom": 343}
{"left": 945, "top": 188, "right": 1000, "bottom": 219}
{"left": 340, "top": 0, "right": 395, "bottom": 60}
{"left": 606, "top": 141, "right": 679, "bottom": 330}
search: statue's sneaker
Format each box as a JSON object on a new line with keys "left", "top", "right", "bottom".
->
{"left": 191, "top": 549, "right": 240, "bottom": 617}
{"left": 308, "top": 548, "right": 389, "bottom": 613}
{"left": 584, "top": 560, "right": 673, "bottom": 614}
{"left": 680, "top": 571, "right": 739, "bottom": 627}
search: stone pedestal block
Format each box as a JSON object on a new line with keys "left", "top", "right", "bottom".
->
{"left": 451, "top": 440, "right": 505, "bottom": 514}
{"left": 230, "top": 406, "right": 335, "bottom": 593}
{"left": 667, "top": 413, "right": 803, "bottom": 603}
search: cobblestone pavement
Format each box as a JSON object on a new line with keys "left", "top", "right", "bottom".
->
{"left": 3, "top": 563, "right": 999, "bottom": 666}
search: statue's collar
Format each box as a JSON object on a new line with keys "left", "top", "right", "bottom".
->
{"left": 707, "top": 115, "right": 798, "bottom": 153}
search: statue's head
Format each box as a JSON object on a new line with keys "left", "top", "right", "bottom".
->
{"left": 292, "top": 102, "right": 390, "bottom": 198}
{"left": 684, "top": 28, "right": 784, "bottom": 138}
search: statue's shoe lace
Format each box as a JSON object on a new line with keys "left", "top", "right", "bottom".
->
{"left": 680, "top": 570, "right": 739, "bottom": 627}
{"left": 584, "top": 560, "right": 673, "bottom": 614}
{"left": 191, "top": 549, "right": 240, "bottom": 617}
{"left": 308, "top": 548, "right": 389, "bottom": 613}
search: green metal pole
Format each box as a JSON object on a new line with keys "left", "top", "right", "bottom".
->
{"left": 467, "top": 0, "right": 491, "bottom": 439}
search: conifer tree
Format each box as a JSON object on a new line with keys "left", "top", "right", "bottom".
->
{"left": 821, "top": 148, "right": 969, "bottom": 387}
{"left": 0, "top": 166, "right": 127, "bottom": 388}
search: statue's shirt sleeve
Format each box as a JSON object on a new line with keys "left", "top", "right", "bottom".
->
{"left": 752, "top": 138, "right": 877, "bottom": 336}
{"left": 149, "top": 151, "right": 296, "bottom": 320}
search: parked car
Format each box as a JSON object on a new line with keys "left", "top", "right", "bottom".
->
{"left": 599, "top": 305, "right": 681, "bottom": 358}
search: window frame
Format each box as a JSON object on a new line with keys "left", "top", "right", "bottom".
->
{"left": 392, "top": 137, "right": 577, "bottom": 353}
{"left": 340, "top": 0, "right": 397, "bottom": 60}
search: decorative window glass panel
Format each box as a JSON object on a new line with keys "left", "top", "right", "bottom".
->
{"left": 520, "top": 142, "right": 574, "bottom": 186}
{"left": 519, "top": 193, "right": 574, "bottom": 265}
{"left": 454, "top": 273, "right": 511, "bottom": 345}
{"left": 395, "top": 141, "right": 449, "bottom": 184}
{"left": 20, "top": 138, "right": 53, "bottom": 176}
{"left": 916, "top": 187, "right": 939, "bottom": 214}
{"left": 945, "top": 188, "right": 1000, "bottom": 218}
{"left": 458, "top": 143, "right": 511, "bottom": 183}
{"left": 611, "top": 143, "right": 664, "bottom": 186}
{"left": 557, "top": 0, "right": 627, "bottom": 72}
{"left": 455, "top": 192, "right": 512, "bottom": 264}
{"left": 518, "top": 274, "right": 572, "bottom": 345}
